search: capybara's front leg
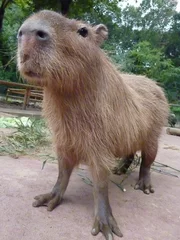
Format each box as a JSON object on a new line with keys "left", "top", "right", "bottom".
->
{"left": 91, "top": 169, "right": 123, "bottom": 239}
{"left": 33, "top": 157, "right": 74, "bottom": 211}
{"left": 134, "top": 141, "right": 158, "bottom": 194}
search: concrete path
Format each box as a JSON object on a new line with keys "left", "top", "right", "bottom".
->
{"left": 0, "top": 131, "right": 180, "bottom": 240}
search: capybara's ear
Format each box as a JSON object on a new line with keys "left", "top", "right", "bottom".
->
{"left": 93, "top": 24, "right": 108, "bottom": 46}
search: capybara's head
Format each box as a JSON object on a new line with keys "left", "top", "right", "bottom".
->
{"left": 17, "top": 10, "right": 108, "bottom": 89}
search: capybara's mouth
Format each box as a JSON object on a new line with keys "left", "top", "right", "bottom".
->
{"left": 25, "top": 71, "right": 42, "bottom": 78}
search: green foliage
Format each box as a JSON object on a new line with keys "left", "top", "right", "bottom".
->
{"left": 124, "top": 43, "right": 175, "bottom": 101}
{"left": 0, "top": 69, "right": 16, "bottom": 93}
{"left": 122, "top": 41, "right": 180, "bottom": 102}
{"left": 0, "top": 117, "right": 50, "bottom": 156}
{"left": 119, "top": 0, "right": 177, "bottom": 50}
{"left": 158, "top": 67, "right": 180, "bottom": 102}
{"left": 164, "top": 13, "right": 180, "bottom": 67}
{"left": 10, "top": 117, "right": 48, "bottom": 148}
{"left": 0, "top": 1, "right": 33, "bottom": 82}
{"left": 15, "top": 0, "right": 33, "bottom": 10}
{"left": 122, "top": 41, "right": 171, "bottom": 75}
{"left": 170, "top": 105, "right": 180, "bottom": 115}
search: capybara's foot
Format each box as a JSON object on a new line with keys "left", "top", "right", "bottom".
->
{"left": 91, "top": 214, "right": 123, "bottom": 239}
{"left": 134, "top": 177, "right": 154, "bottom": 194}
{"left": 32, "top": 191, "right": 61, "bottom": 211}
{"left": 135, "top": 165, "right": 155, "bottom": 194}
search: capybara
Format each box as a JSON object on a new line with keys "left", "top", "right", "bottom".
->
{"left": 17, "top": 10, "right": 169, "bottom": 240}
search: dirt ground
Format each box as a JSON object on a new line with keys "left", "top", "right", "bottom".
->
{"left": 0, "top": 111, "right": 180, "bottom": 240}
{"left": 0, "top": 97, "right": 41, "bottom": 112}
{"left": 0, "top": 99, "right": 41, "bottom": 117}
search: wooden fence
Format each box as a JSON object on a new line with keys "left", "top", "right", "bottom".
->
{"left": 0, "top": 80, "right": 43, "bottom": 110}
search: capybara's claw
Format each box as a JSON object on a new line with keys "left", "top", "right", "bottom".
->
{"left": 91, "top": 215, "right": 123, "bottom": 239}
{"left": 134, "top": 179, "right": 154, "bottom": 194}
{"left": 33, "top": 192, "right": 62, "bottom": 211}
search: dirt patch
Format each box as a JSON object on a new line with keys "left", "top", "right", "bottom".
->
{"left": 0, "top": 97, "right": 41, "bottom": 112}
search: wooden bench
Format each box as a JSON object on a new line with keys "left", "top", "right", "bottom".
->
{"left": 0, "top": 80, "right": 43, "bottom": 109}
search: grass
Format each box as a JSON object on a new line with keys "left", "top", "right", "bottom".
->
{"left": 0, "top": 116, "right": 54, "bottom": 160}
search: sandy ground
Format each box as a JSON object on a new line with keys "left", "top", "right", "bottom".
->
{"left": 0, "top": 129, "right": 180, "bottom": 240}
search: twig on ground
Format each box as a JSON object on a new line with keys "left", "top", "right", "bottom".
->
{"left": 77, "top": 173, "right": 93, "bottom": 186}
{"left": 110, "top": 180, "right": 126, "bottom": 192}
{"left": 153, "top": 161, "right": 180, "bottom": 173}
{"left": 151, "top": 167, "right": 179, "bottom": 178}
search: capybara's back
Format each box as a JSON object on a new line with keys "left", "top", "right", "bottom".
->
{"left": 121, "top": 73, "right": 168, "bottom": 146}
{"left": 17, "top": 10, "right": 169, "bottom": 239}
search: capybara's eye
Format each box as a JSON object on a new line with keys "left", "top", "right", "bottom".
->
{"left": 77, "top": 27, "right": 88, "bottom": 37}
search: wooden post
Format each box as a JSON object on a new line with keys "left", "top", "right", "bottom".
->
{"left": 0, "top": 80, "right": 43, "bottom": 110}
{"left": 22, "top": 88, "right": 31, "bottom": 110}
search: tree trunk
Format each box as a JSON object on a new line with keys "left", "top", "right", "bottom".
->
{"left": 0, "top": 7, "right": 5, "bottom": 32}
{"left": 0, "top": 0, "right": 13, "bottom": 32}
{"left": 60, "top": 0, "right": 72, "bottom": 15}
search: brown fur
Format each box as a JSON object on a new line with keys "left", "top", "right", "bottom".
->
{"left": 17, "top": 10, "right": 169, "bottom": 175}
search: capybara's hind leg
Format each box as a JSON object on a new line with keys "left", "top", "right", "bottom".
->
{"left": 91, "top": 168, "right": 123, "bottom": 239}
{"left": 113, "top": 154, "right": 134, "bottom": 175}
{"left": 33, "top": 157, "right": 75, "bottom": 211}
{"left": 120, "top": 154, "right": 134, "bottom": 173}
{"left": 135, "top": 141, "right": 158, "bottom": 194}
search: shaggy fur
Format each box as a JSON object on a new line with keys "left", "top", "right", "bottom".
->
{"left": 17, "top": 10, "right": 169, "bottom": 239}
{"left": 17, "top": 10, "right": 169, "bottom": 175}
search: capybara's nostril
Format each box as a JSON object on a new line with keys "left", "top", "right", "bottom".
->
{"left": 19, "top": 30, "right": 23, "bottom": 37}
{"left": 35, "top": 30, "right": 49, "bottom": 41}
{"left": 17, "top": 30, "right": 23, "bottom": 39}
